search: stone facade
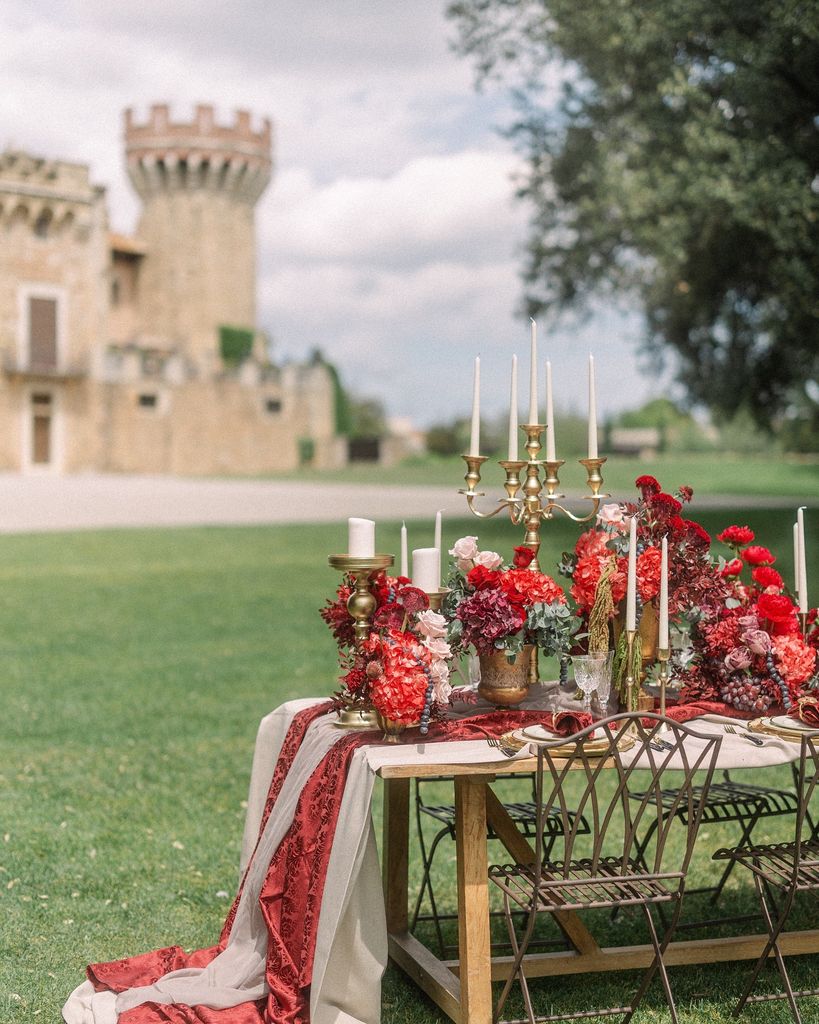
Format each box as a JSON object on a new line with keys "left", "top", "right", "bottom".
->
{"left": 0, "top": 104, "right": 338, "bottom": 474}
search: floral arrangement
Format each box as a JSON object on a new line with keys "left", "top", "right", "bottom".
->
{"left": 444, "top": 536, "right": 577, "bottom": 662}
{"left": 677, "top": 525, "right": 818, "bottom": 714}
{"left": 321, "top": 573, "right": 452, "bottom": 726}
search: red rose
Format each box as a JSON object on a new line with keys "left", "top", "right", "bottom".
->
{"left": 742, "top": 545, "right": 775, "bottom": 566}
{"left": 513, "top": 545, "right": 536, "bottom": 569}
{"left": 467, "top": 565, "right": 502, "bottom": 591}
{"left": 717, "top": 525, "right": 755, "bottom": 547}
{"left": 635, "top": 475, "right": 660, "bottom": 497}
{"left": 720, "top": 557, "right": 743, "bottom": 577}
{"left": 752, "top": 566, "right": 784, "bottom": 591}
{"left": 756, "top": 593, "right": 799, "bottom": 635}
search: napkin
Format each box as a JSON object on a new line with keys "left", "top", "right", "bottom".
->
{"left": 789, "top": 696, "right": 819, "bottom": 728}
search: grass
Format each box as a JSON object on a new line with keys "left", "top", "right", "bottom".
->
{"left": 0, "top": 510, "right": 817, "bottom": 1022}
{"left": 288, "top": 452, "right": 819, "bottom": 501}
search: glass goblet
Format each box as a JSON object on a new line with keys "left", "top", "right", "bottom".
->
{"left": 572, "top": 652, "right": 614, "bottom": 717}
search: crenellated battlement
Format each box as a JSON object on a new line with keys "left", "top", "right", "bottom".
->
{"left": 124, "top": 103, "right": 272, "bottom": 204}
{"left": 0, "top": 150, "right": 102, "bottom": 232}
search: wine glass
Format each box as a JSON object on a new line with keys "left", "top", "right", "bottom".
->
{"left": 572, "top": 652, "right": 614, "bottom": 716}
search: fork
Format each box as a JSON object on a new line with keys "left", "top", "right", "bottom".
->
{"left": 724, "top": 723, "right": 765, "bottom": 747}
{"left": 486, "top": 737, "right": 519, "bottom": 758}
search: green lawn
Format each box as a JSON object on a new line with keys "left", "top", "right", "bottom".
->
{"left": 0, "top": 511, "right": 817, "bottom": 1022}
{"left": 290, "top": 452, "right": 819, "bottom": 501}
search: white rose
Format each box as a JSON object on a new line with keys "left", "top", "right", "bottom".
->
{"left": 433, "top": 677, "right": 452, "bottom": 705}
{"left": 597, "top": 503, "right": 625, "bottom": 527}
{"left": 449, "top": 536, "right": 479, "bottom": 563}
{"left": 423, "top": 636, "right": 452, "bottom": 660}
{"left": 415, "top": 609, "right": 448, "bottom": 639}
{"left": 474, "top": 549, "right": 503, "bottom": 570}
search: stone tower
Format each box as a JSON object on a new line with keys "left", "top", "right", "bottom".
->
{"left": 124, "top": 103, "right": 272, "bottom": 364}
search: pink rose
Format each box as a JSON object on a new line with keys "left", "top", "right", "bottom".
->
{"left": 597, "top": 503, "right": 626, "bottom": 528}
{"left": 415, "top": 609, "right": 447, "bottom": 639}
{"left": 474, "top": 549, "right": 504, "bottom": 570}
{"left": 741, "top": 629, "right": 771, "bottom": 655}
{"left": 737, "top": 614, "right": 759, "bottom": 631}
{"left": 423, "top": 636, "right": 452, "bottom": 660}
{"left": 449, "top": 536, "right": 479, "bottom": 569}
{"left": 724, "top": 647, "right": 752, "bottom": 671}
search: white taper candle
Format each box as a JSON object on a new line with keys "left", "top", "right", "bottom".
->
{"left": 528, "top": 318, "right": 538, "bottom": 424}
{"left": 348, "top": 517, "right": 375, "bottom": 557}
{"left": 659, "top": 536, "right": 669, "bottom": 649}
{"left": 469, "top": 356, "right": 481, "bottom": 456}
{"left": 412, "top": 547, "right": 439, "bottom": 594}
{"left": 508, "top": 355, "right": 518, "bottom": 461}
{"left": 626, "top": 515, "right": 638, "bottom": 632}
{"left": 794, "top": 522, "right": 800, "bottom": 595}
{"left": 400, "top": 521, "right": 408, "bottom": 579}
{"left": 545, "top": 359, "right": 556, "bottom": 461}
{"left": 588, "top": 354, "right": 598, "bottom": 459}
{"left": 434, "top": 510, "right": 444, "bottom": 585}
{"left": 797, "top": 507, "right": 808, "bottom": 614}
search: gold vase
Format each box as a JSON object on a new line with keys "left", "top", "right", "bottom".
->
{"left": 614, "top": 602, "right": 659, "bottom": 680}
{"left": 477, "top": 644, "right": 534, "bottom": 707}
{"left": 375, "top": 712, "right": 408, "bottom": 743}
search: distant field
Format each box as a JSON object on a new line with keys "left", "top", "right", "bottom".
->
{"left": 0, "top": 515, "right": 817, "bottom": 1022}
{"left": 290, "top": 452, "right": 819, "bottom": 500}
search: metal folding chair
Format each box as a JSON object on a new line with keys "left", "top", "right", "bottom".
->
{"left": 411, "top": 773, "right": 590, "bottom": 956}
{"left": 489, "top": 712, "right": 722, "bottom": 1023}
{"left": 713, "top": 733, "right": 819, "bottom": 1022}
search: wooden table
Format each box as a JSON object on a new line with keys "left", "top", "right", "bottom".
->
{"left": 379, "top": 754, "right": 819, "bottom": 1024}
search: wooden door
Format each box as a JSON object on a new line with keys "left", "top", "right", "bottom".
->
{"left": 31, "top": 393, "right": 52, "bottom": 465}
{"left": 28, "top": 297, "right": 58, "bottom": 370}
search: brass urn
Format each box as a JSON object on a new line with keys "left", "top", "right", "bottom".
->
{"left": 477, "top": 644, "right": 534, "bottom": 707}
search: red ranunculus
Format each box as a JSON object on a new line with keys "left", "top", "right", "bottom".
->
{"left": 513, "top": 545, "right": 535, "bottom": 569}
{"left": 752, "top": 566, "right": 784, "bottom": 591}
{"left": 717, "top": 525, "right": 755, "bottom": 547}
{"left": 756, "top": 593, "right": 799, "bottom": 635}
{"left": 635, "top": 475, "right": 661, "bottom": 497}
{"left": 466, "top": 565, "right": 502, "bottom": 591}
{"left": 742, "top": 545, "right": 775, "bottom": 566}
{"left": 720, "top": 558, "right": 743, "bottom": 577}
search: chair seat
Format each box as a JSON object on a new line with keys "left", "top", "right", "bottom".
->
{"left": 629, "top": 779, "right": 799, "bottom": 825}
{"left": 713, "top": 838, "right": 819, "bottom": 890}
{"left": 490, "top": 856, "right": 682, "bottom": 912}
{"left": 421, "top": 801, "right": 590, "bottom": 839}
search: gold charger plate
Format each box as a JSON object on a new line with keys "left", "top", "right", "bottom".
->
{"left": 749, "top": 717, "right": 819, "bottom": 742}
{"left": 509, "top": 728, "right": 635, "bottom": 757}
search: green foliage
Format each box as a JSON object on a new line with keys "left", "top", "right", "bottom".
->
{"left": 348, "top": 396, "right": 387, "bottom": 439}
{"left": 218, "top": 325, "right": 254, "bottom": 365}
{"left": 449, "top": 0, "right": 819, "bottom": 430}
{"left": 426, "top": 419, "right": 468, "bottom": 456}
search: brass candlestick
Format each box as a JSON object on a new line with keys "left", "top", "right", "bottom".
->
{"left": 657, "top": 647, "right": 671, "bottom": 732}
{"left": 426, "top": 588, "right": 450, "bottom": 613}
{"left": 328, "top": 553, "right": 394, "bottom": 648}
{"left": 799, "top": 611, "right": 809, "bottom": 639}
{"left": 459, "top": 424, "right": 608, "bottom": 571}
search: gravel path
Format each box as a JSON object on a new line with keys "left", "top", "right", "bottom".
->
{"left": 0, "top": 472, "right": 801, "bottom": 534}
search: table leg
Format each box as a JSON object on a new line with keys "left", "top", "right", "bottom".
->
{"left": 382, "top": 777, "right": 410, "bottom": 934}
{"left": 455, "top": 776, "right": 493, "bottom": 1024}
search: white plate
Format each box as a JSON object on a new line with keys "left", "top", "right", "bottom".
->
{"left": 770, "top": 715, "right": 819, "bottom": 733}
{"left": 521, "top": 724, "right": 561, "bottom": 742}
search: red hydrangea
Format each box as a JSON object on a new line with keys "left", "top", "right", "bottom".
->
{"left": 635, "top": 475, "right": 660, "bottom": 497}
{"left": 570, "top": 555, "right": 627, "bottom": 612}
{"left": 636, "top": 546, "right": 662, "bottom": 601}
{"left": 575, "top": 529, "right": 609, "bottom": 560}
{"left": 500, "top": 569, "right": 566, "bottom": 608}
{"left": 717, "top": 525, "right": 755, "bottom": 547}
{"left": 456, "top": 588, "right": 524, "bottom": 655}
{"left": 742, "top": 545, "right": 775, "bottom": 566}
{"left": 752, "top": 566, "right": 784, "bottom": 591}
{"left": 367, "top": 631, "right": 431, "bottom": 724}
{"left": 772, "top": 634, "right": 816, "bottom": 688}
{"left": 756, "top": 593, "right": 799, "bottom": 635}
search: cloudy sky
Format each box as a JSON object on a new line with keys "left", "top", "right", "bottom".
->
{"left": 0, "top": 0, "right": 662, "bottom": 428}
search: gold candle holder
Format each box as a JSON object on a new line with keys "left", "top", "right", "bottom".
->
{"left": 426, "top": 588, "right": 450, "bottom": 613}
{"left": 498, "top": 460, "right": 526, "bottom": 502}
{"left": 657, "top": 647, "right": 671, "bottom": 732}
{"left": 799, "top": 611, "right": 809, "bottom": 639}
{"left": 328, "top": 553, "right": 394, "bottom": 648}
{"left": 460, "top": 454, "right": 488, "bottom": 497}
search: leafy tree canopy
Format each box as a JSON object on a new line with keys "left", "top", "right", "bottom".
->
{"left": 448, "top": 0, "right": 819, "bottom": 430}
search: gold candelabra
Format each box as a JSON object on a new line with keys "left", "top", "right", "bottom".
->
{"left": 460, "top": 423, "right": 608, "bottom": 572}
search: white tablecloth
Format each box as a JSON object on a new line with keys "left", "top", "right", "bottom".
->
{"left": 64, "top": 689, "right": 805, "bottom": 1024}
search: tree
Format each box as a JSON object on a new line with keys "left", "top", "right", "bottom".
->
{"left": 448, "top": 0, "right": 819, "bottom": 431}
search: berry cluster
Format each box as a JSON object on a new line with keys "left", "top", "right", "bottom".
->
{"left": 718, "top": 675, "right": 774, "bottom": 714}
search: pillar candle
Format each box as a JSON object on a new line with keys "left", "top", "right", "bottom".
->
{"left": 469, "top": 357, "right": 480, "bottom": 456}
{"left": 588, "top": 354, "right": 598, "bottom": 459}
{"left": 545, "top": 358, "right": 556, "bottom": 461}
{"left": 626, "top": 515, "right": 638, "bottom": 632}
{"left": 348, "top": 517, "right": 375, "bottom": 557}
{"left": 412, "top": 547, "right": 439, "bottom": 594}
{"left": 797, "top": 507, "right": 808, "bottom": 614}
{"left": 507, "top": 355, "right": 518, "bottom": 461}
{"left": 659, "top": 536, "right": 669, "bottom": 649}
{"left": 400, "top": 521, "right": 408, "bottom": 579}
{"left": 528, "top": 318, "right": 538, "bottom": 424}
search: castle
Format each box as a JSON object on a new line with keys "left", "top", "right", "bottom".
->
{"left": 0, "top": 103, "right": 339, "bottom": 474}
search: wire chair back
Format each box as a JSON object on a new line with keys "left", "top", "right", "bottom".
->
{"left": 532, "top": 712, "right": 722, "bottom": 890}
{"left": 793, "top": 732, "right": 819, "bottom": 877}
